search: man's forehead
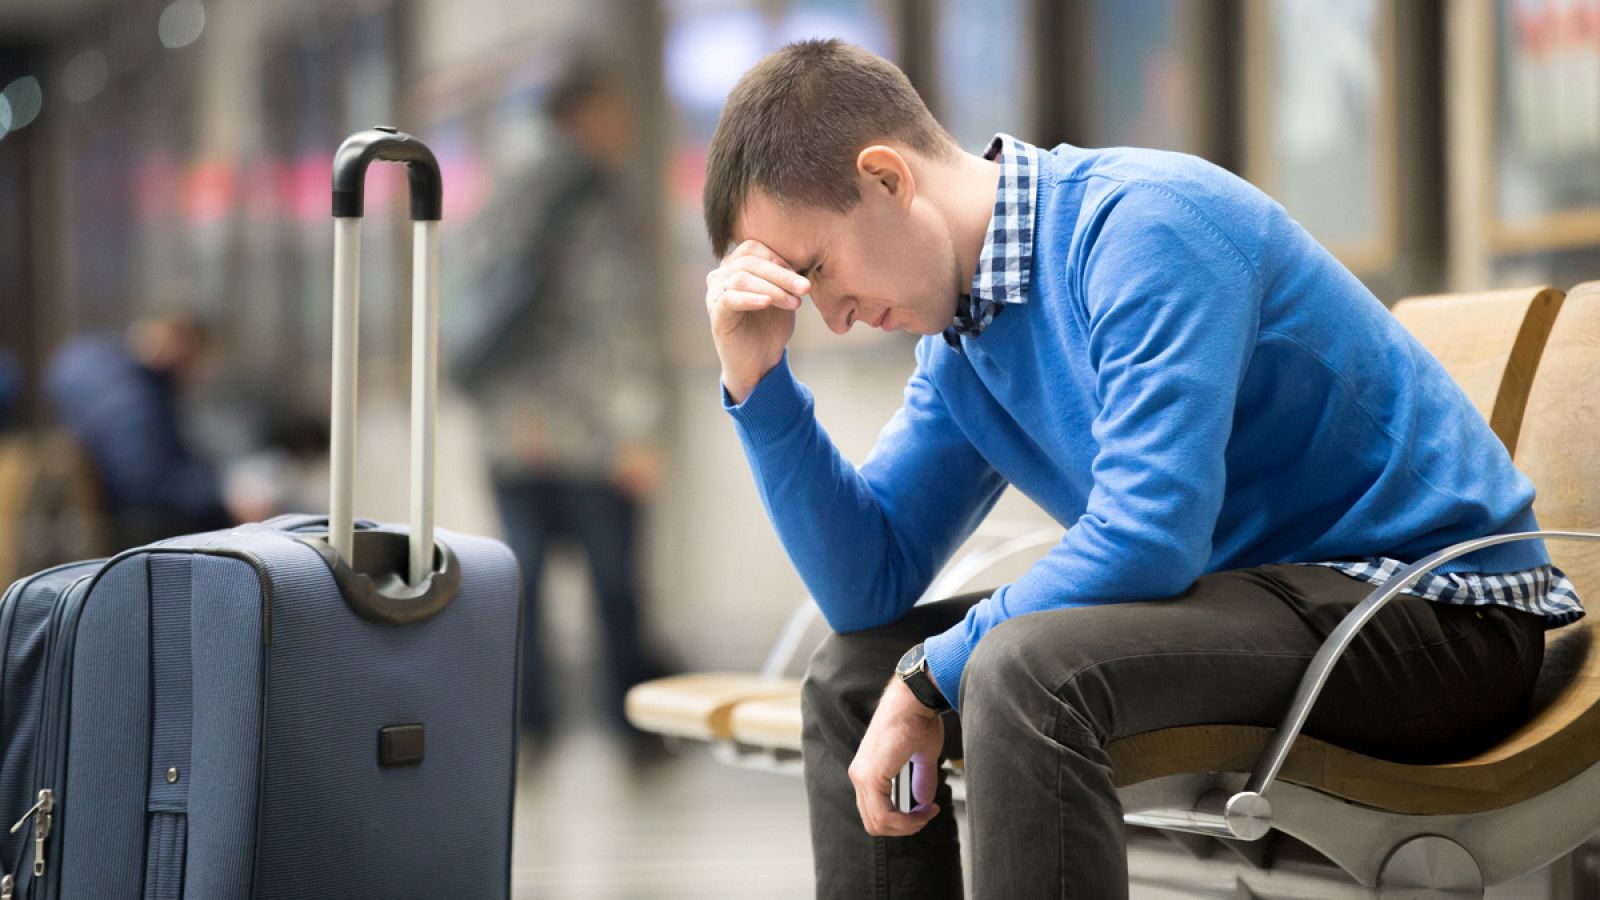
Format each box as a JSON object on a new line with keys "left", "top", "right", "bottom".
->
{"left": 735, "top": 191, "right": 823, "bottom": 267}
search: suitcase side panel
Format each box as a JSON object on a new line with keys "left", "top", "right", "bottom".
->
{"left": 253, "top": 529, "right": 520, "bottom": 899}
{"left": 57, "top": 556, "right": 151, "bottom": 899}
{"left": 57, "top": 550, "right": 267, "bottom": 900}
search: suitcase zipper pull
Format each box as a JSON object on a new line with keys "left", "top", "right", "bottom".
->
{"left": 9, "top": 789, "right": 53, "bottom": 878}
{"left": 2, "top": 872, "right": 14, "bottom": 900}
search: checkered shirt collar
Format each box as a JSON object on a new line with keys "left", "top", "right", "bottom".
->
{"left": 944, "top": 133, "right": 1038, "bottom": 349}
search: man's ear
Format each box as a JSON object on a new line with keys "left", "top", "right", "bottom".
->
{"left": 856, "top": 145, "right": 915, "bottom": 210}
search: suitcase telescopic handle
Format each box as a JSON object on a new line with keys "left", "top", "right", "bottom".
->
{"left": 329, "top": 127, "right": 441, "bottom": 585}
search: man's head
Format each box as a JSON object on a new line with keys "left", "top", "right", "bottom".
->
{"left": 128, "top": 311, "right": 212, "bottom": 388}
{"left": 547, "top": 58, "right": 633, "bottom": 172}
{"left": 705, "top": 40, "right": 975, "bottom": 336}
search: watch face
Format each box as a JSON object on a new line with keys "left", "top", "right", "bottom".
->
{"left": 897, "top": 643, "right": 926, "bottom": 675}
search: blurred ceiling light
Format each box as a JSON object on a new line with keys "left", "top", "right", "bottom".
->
{"left": 1, "top": 77, "right": 42, "bottom": 132}
{"left": 63, "top": 51, "right": 110, "bottom": 104}
{"left": 158, "top": 0, "right": 206, "bottom": 50}
{"left": 0, "top": 95, "right": 11, "bottom": 142}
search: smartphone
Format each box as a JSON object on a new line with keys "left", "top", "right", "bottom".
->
{"left": 891, "top": 760, "right": 916, "bottom": 813}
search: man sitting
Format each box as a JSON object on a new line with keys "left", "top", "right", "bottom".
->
{"left": 699, "top": 39, "right": 1580, "bottom": 898}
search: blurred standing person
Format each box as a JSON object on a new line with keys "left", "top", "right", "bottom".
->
{"left": 452, "top": 59, "right": 670, "bottom": 758}
{"left": 46, "top": 312, "right": 234, "bottom": 548}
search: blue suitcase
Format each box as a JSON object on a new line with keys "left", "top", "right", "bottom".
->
{"left": 0, "top": 129, "right": 522, "bottom": 899}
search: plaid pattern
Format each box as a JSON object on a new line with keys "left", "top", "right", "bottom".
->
{"left": 1304, "top": 558, "right": 1585, "bottom": 625}
{"left": 944, "top": 134, "right": 1038, "bottom": 350}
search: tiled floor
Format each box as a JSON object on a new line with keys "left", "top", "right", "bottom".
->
{"left": 509, "top": 731, "right": 1571, "bottom": 899}
{"left": 511, "top": 733, "right": 815, "bottom": 899}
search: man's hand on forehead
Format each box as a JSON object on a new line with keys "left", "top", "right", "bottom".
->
{"left": 704, "top": 239, "right": 812, "bottom": 404}
{"left": 717, "top": 240, "right": 811, "bottom": 308}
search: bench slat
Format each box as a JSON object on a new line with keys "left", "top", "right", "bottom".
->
{"left": 728, "top": 690, "right": 804, "bottom": 751}
{"left": 625, "top": 674, "right": 800, "bottom": 742}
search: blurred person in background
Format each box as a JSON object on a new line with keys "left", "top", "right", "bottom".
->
{"left": 0, "top": 351, "right": 19, "bottom": 432}
{"left": 451, "top": 57, "right": 670, "bottom": 760}
{"left": 46, "top": 311, "right": 242, "bottom": 548}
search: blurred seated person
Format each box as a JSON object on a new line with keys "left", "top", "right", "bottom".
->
{"left": 46, "top": 313, "right": 236, "bottom": 548}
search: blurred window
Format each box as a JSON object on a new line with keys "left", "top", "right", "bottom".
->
{"left": 1082, "top": 0, "right": 1204, "bottom": 155}
{"left": 933, "top": 0, "right": 1033, "bottom": 150}
{"left": 1494, "top": 0, "right": 1600, "bottom": 248}
{"left": 1247, "top": 0, "right": 1397, "bottom": 275}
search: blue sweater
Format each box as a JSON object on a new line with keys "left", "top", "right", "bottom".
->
{"left": 725, "top": 144, "right": 1547, "bottom": 709}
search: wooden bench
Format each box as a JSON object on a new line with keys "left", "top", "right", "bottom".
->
{"left": 629, "top": 284, "right": 1591, "bottom": 893}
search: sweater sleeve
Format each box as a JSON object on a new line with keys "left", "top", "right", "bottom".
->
{"left": 725, "top": 344, "right": 1008, "bottom": 633}
{"left": 923, "top": 184, "right": 1262, "bottom": 709}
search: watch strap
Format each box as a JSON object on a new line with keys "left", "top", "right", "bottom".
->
{"left": 898, "top": 645, "right": 950, "bottom": 712}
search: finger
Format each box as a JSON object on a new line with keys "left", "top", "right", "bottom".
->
{"left": 715, "top": 290, "right": 791, "bottom": 313}
{"left": 912, "top": 756, "right": 939, "bottom": 809}
{"left": 721, "top": 269, "right": 805, "bottom": 304}
{"left": 727, "top": 239, "right": 792, "bottom": 269}
{"left": 861, "top": 788, "right": 938, "bottom": 836}
{"left": 859, "top": 778, "right": 929, "bottom": 836}
{"left": 723, "top": 258, "right": 811, "bottom": 298}
{"left": 852, "top": 766, "right": 888, "bottom": 834}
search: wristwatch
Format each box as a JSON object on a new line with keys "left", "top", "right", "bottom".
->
{"left": 895, "top": 643, "right": 951, "bottom": 712}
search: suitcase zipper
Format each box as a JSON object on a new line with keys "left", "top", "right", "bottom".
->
{"left": 0, "top": 562, "right": 99, "bottom": 898}
{"left": 28, "top": 574, "right": 94, "bottom": 893}
{"left": 7, "top": 790, "right": 49, "bottom": 878}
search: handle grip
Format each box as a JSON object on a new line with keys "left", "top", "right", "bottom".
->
{"left": 332, "top": 127, "right": 443, "bottom": 220}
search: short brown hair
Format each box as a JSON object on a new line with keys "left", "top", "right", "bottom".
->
{"left": 703, "top": 39, "right": 955, "bottom": 258}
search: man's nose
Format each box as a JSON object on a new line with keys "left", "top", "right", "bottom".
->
{"left": 819, "top": 293, "right": 854, "bottom": 335}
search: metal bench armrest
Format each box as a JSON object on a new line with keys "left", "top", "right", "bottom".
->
{"left": 1132, "top": 529, "right": 1598, "bottom": 841}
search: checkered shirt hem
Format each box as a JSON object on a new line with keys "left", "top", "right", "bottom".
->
{"left": 1302, "top": 558, "right": 1585, "bottom": 625}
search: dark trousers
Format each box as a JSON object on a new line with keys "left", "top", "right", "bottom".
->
{"left": 492, "top": 474, "right": 655, "bottom": 736}
{"left": 801, "top": 563, "right": 1546, "bottom": 899}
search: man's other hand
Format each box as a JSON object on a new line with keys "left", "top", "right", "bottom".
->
{"left": 848, "top": 677, "right": 944, "bottom": 837}
{"left": 705, "top": 240, "right": 810, "bottom": 403}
